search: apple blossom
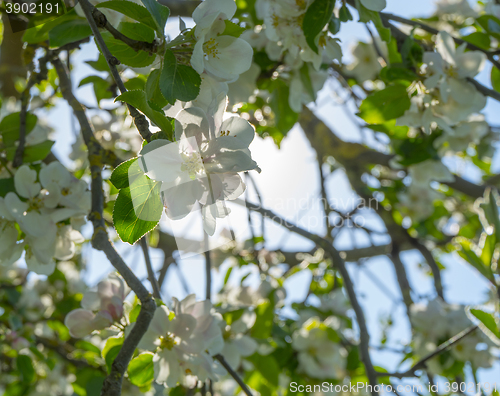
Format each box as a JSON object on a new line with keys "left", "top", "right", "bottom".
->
{"left": 64, "top": 273, "right": 129, "bottom": 338}
{"left": 219, "top": 311, "right": 258, "bottom": 369}
{"left": 139, "top": 94, "right": 258, "bottom": 235}
{"left": 190, "top": 0, "right": 253, "bottom": 82}
{"left": 292, "top": 316, "right": 347, "bottom": 379}
{"left": 138, "top": 295, "right": 225, "bottom": 387}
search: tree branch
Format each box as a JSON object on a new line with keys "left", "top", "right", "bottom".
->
{"left": 205, "top": 235, "right": 212, "bottom": 301}
{"left": 78, "top": 0, "right": 153, "bottom": 143}
{"left": 91, "top": 6, "right": 158, "bottom": 53}
{"left": 140, "top": 237, "right": 162, "bottom": 300}
{"left": 380, "top": 12, "right": 500, "bottom": 71}
{"left": 243, "top": 200, "right": 379, "bottom": 394}
{"left": 390, "top": 249, "right": 414, "bottom": 311}
{"left": 215, "top": 354, "right": 253, "bottom": 396}
{"left": 52, "top": 58, "right": 156, "bottom": 396}
{"left": 377, "top": 325, "right": 478, "bottom": 378}
{"left": 378, "top": 13, "right": 500, "bottom": 103}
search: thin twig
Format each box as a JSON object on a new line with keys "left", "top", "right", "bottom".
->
{"left": 35, "top": 336, "right": 104, "bottom": 371}
{"left": 390, "top": 249, "right": 414, "bottom": 312}
{"left": 378, "top": 13, "right": 500, "bottom": 103}
{"left": 243, "top": 200, "right": 379, "bottom": 394}
{"left": 376, "top": 325, "right": 478, "bottom": 378}
{"left": 174, "top": 261, "right": 191, "bottom": 295}
{"left": 215, "top": 354, "right": 253, "bottom": 396}
{"left": 410, "top": 239, "right": 444, "bottom": 300}
{"left": 380, "top": 12, "right": 500, "bottom": 71}
{"left": 140, "top": 237, "right": 162, "bottom": 300}
{"left": 204, "top": 232, "right": 211, "bottom": 301}
{"left": 92, "top": 7, "right": 157, "bottom": 53}
{"left": 245, "top": 172, "right": 265, "bottom": 241}
{"left": 78, "top": 0, "right": 153, "bottom": 142}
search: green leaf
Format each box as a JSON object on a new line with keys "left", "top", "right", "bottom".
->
{"left": 96, "top": 1, "right": 157, "bottom": 31}
{"left": 101, "top": 22, "right": 156, "bottom": 68}
{"left": 477, "top": 15, "right": 500, "bottom": 41}
{"left": 302, "top": 0, "right": 335, "bottom": 53}
{"left": 0, "top": 178, "right": 15, "bottom": 198}
{"left": 456, "top": 238, "right": 494, "bottom": 281}
{"left": 251, "top": 301, "right": 274, "bottom": 339}
{"left": 270, "top": 78, "right": 299, "bottom": 133}
{"left": 328, "top": 15, "right": 341, "bottom": 35}
{"left": 116, "top": 90, "right": 173, "bottom": 136}
{"left": 129, "top": 303, "right": 141, "bottom": 323}
{"left": 338, "top": 3, "right": 353, "bottom": 22}
{"left": 22, "top": 10, "right": 80, "bottom": 44}
{"left": 6, "top": 140, "right": 55, "bottom": 163}
{"left": 0, "top": 112, "right": 38, "bottom": 147}
{"left": 223, "top": 266, "right": 233, "bottom": 285}
{"left": 128, "top": 353, "right": 155, "bottom": 387}
{"left": 222, "top": 20, "right": 245, "bottom": 37}
{"left": 491, "top": 66, "right": 500, "bottom": 93}
{"left": 476, "top": 187, "right": 500, "bottom": 241}
{"left": 79, "top": 75, "right": 114, "bottom": 104}
{"left": 113, "top": 164, "right": 163, "bottom": 244}
{"left": 49, "top": 20, "right": 92, "bottom": 47}
{"left": 16, "top": 355, "right": 35, "bottom": 384}
{"left": 102, "top": 335, "right": 124, "bottom": 359}
{"left": 140, "top": 0, "right": 170, "bottom": 36}
{"left": 299, "top": 63, "right": 316, "bottom": 101}
{"left": 247, "top": 353, "right": 280, "bottom": 386}
{"left": 160, "top": 49, "right": 201, "bottom": 104}
{"left": 469, "top": 308, "right": 500, "bottom": 340}
{"left": 358, "top": 83, "right": 411, "bottom": 124}
{"left": 86, "top": 55, "right": 111, "bottom": 72}
{"left": 110, "top": 158, "right": 139, "bottom": 189}
{"left": 480, "top": 233, "right": 497, "bottom": 268}
{"left": 355, "top": 0, "right": 390, "bottom": 42}
{"left": 462, "top": 32, "right": 491, "bottom": 51}
{"left": 146, "top": 69, "right": 169, "bottom": 108}
{"left": 102, "top": 336, "right": 124, "bottom": 372}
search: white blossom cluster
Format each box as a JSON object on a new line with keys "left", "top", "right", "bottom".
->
{"left": 0, "top": 163, "right": 90, "bottom": 275}
{"left": 410, "top": 298, "right": 497, "bottom": 374}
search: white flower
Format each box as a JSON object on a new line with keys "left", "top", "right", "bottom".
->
{"left": 227, "top": 63, "right": 260, "bottom": 107}
{"left": 292, "top": 317, "right": 346, "bottom": 379}
{"left": 64, "top": 308, "right": 114, "bottom": 338}
{"left": 139, "top": 95, "right": 258, "bottom": 235}
{"left": 408, "top": 160, "right": 455, "bottom": 187}
{"left": 14, "top": 165, "right": 40, "bottom": 199}
{"left": 436, "top": 0, "right": 477, "bottom": 18}
{"left": 172, "top": 294, "right": 225, "bottom": 355}
{"left": 219, "top": 311, "right": 258, "bottom": 369}
{"left": 410, "top": 299, "right": 497, "bottom": 374}
{"left": 318, "top": 289, "right": 350, "bottom": 316}
{"left": 39, "top": 162, "right": 91, "bottom": 214}
{"left": 421, "top": 31, "right": 486, "bottom": 123}
{"left": 0, "top": 221, "right": 23, "bottom": 267}
{"left": 191, "top": 0, "right": 253, "bottom": 82}
{"left": 434, "top": 119, "right": 489, "bottom": 153}
{"left": 138, "top": 295, "right": 225, "bottom": 387}
{"left": 397, "top": 184, "right": 440, "bottom": 222}
{"left": 65, "top": 273, "right": 128, "bottom": 338}
{"left": 345, "top": 41, "right": 386, "bottom": 82}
